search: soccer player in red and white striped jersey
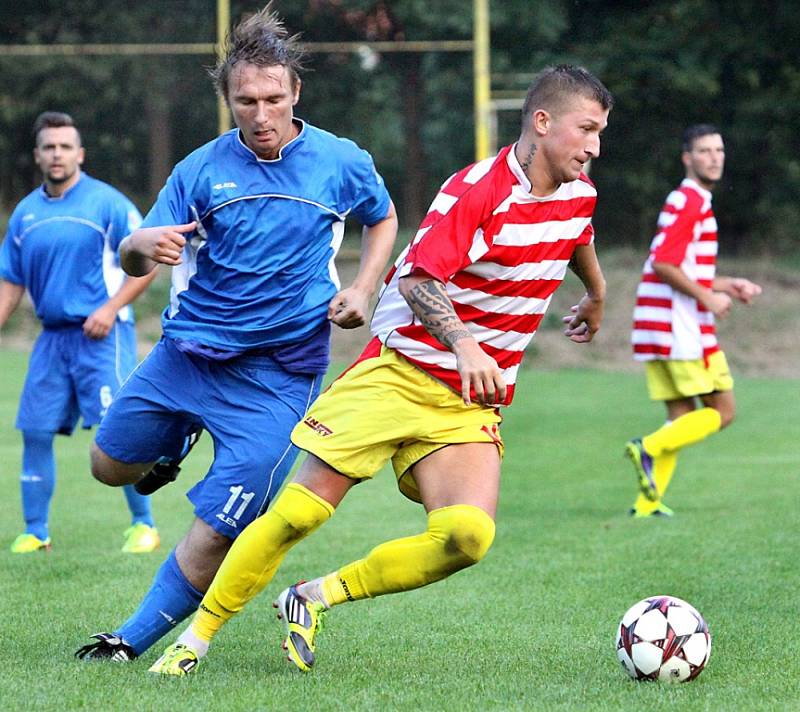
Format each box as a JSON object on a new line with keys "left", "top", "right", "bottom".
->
{"left": 626, "top": 125, "right": 761, "bottom": 518}
{"left": 151, "top": 65, "right": 613, "bottom": 675}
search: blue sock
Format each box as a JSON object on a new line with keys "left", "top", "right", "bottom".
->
{"left": 20, "top": 430, "right": 56, "bottom": 541}
{"left": 115, "top": 550, "right": 204, "bottom": 655}
{"left": 122, "top": 485, "right": 155, "bottom": 527}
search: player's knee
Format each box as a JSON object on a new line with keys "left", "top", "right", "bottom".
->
{"left": 432, "top": 504, "right": 496, "bottom": 568}
{"left": 718, "top": 403, "right": 736, "bottom": 429}
{"left": 89, "top": 442, "right": 139, "bottom": 486}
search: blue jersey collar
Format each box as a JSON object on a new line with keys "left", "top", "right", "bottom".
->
{"left": 38, "top": 171, "right": 85, "bottom": 201}
{"left": 234, "top": 119, "right": 306, "bottom": 163}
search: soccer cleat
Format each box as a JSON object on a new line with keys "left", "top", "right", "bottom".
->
{"left": 625, "top": 438, "right": 658, "bottom": 502}
{"left": 148, "top": 643, "right": 199, "bottom": 676}
{"left": 134, "top": 429, "right": 203, "bottom": 495}
{"left": 75, "top": 632, "right": 137, "bottom": 661}
{"left": 10, "top": 533, "right": 51, "bottom": 553}
{"left": 629, "top": 502, "right": 675, "bottom": 518}
{"left": 273, "top": 584, "right": 327, "bottom": 673}
{"left": 121, "top": 523, "right": 160, "bottom": 553}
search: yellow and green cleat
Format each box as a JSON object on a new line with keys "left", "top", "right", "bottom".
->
{"left": 629, "top": 502, "right": 674, "bottom": 518}
{"left": 625, "top": 438, "right": 658, "bottom": 502}
{"left": 148, "top": 643, "right": 200, "bottom": 676}
{"left": 10, "top": 533, "right": 52, "bottom": 553}
{"left": 273, "top": 584, "right": 327, "bottom": 672}
{"left": 121, "top": 523, "right": 160, "bottom": 554}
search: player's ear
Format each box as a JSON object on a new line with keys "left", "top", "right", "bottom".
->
{"left": 292, "top": 78, "right": 302, "bottom": 105}
{"left": 681, "top": 151, "right": 691, "bottom": 169}
{"left": 78, "top": 147, "right": 85, "bottom": 165}
{"left": 532, "top": 109, "right": 550, "bottom": 136}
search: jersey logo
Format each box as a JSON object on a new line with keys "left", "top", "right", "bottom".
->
{"left": 212, "top": 181, "right": 238, "bottom": 190}
{"left": 22, "top": 213, "right": 35, "bottom": 222}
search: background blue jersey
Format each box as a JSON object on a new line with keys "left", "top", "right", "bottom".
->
{"left": 143, "top": 120, "right": 391, "bottom": 352}
{"left": 0, "top": 173, "right": 142, "bottom": 327}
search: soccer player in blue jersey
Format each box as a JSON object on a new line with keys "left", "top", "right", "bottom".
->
{"left": 75, "top": 5, "right": 397, "bottom": 662}
{"left": 0, "top": 111, "right": 159, "bottom": 555}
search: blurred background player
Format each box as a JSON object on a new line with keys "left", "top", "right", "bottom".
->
{"left": 627, "top": 124, "right": 761, "bottom": 517}
{"left": 0, "top": 111, "right": 159, "bottom": 554}
{"left": 149, "top": 64, "right": 612, "bottom": 676}
{"left": 75, "top": 4, "right": 396, "bottom": 662}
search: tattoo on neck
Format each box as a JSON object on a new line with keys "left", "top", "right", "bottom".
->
{"left": 520, "top": 143, "right": 537, "bottom": 172}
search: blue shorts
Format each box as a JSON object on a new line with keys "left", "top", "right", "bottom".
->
{"left": 95, "top": 337, "right": 322, "bottom": 539}
{"left": 16, "top": 322, "right": 137, "bottom": 435}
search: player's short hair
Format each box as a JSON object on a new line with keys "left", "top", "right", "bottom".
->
{"left": 210, "top": 3, "right": 306, "bottom": 101}
{"left": 682, "top": 124, "right": 721, "bottom": 152}
{"left": 32, "top": 111, "right": 81, "bottom": 145}
{"left": 521, "top": 65, "right": 613, "bottom": 130}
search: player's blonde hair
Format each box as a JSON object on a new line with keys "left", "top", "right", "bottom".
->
{"left": 210, "top": 3, "right": 306, "bottom": 101}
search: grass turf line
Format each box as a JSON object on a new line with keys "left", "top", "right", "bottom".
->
{"left": 1, "top": 349, "right": 798, "bottom": 711}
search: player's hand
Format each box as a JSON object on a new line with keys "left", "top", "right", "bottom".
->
{"left": 704, "top": 291, "right": 733, "bottom": 318}
{"left": 83, "top": 303, "right": 117, "bottom": 339}
{"left": 562, "top": 293, "right": 603, "bottom": 343}
{"left": 728, "top": 278, "right": 762, "bottom": 304}
{"left": 452, "top": 337, "right": 507, "bottom": 406}
{"left": 132, "top": 222, "right": 197, "bottom": 266}
{"left": 328, "top": 286, "right": 370, "bottom": 329}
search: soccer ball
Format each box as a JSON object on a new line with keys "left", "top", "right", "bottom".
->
{"left": 615, "top": 595, "right": 711, "bottom": 682}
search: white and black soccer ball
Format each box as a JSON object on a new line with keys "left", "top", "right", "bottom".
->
{"left": 615, "top": 595, "right": 711, "bottom": 682}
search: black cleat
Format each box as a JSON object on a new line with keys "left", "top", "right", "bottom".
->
{"left": 75, "top": 632, "right": 137, "bottom": 661}
{"left": 134, "top": 429, "right": 203, "bottom": 495}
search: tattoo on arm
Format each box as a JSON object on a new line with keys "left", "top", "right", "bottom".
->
{"left": 520, "top": 143, "right": 537, "bottom": 172}
{"left": 404, "top": 279, "right": 471, "bottom": 349}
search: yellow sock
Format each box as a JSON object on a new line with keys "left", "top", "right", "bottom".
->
{"left": 642, "top": 408, "right": 721, "bottom": 457}
{"left": 321, "top": 504, "right": 495, "bottom": 606}
{"left": 632, "top": 450, "right": 678, "bottom": 515}
{"left": 191, "top": 483, "right": 334, "bottom": 642}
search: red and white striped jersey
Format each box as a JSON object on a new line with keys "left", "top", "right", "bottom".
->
{"left": 632, "top": 178, "right": 719, "bottom": 362}
{"left": 369, "top": 144, "right": 596, "bottom": 406}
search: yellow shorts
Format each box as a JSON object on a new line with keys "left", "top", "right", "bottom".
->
{"left": 291, "top": 343, "right": 504, "bottom": 503}
{"left": 645, "top": 350, "right": 734, "bottom": 401}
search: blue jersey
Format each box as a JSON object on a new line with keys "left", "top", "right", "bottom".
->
{"left": 0, "top": 173, "right": 142, "bottom": 327}
{"left": 143, "top": 120, "right": 391, "bottom": 353}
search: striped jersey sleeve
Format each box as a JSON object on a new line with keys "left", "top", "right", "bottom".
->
{"left": 370, "top": 144, "right": 597, "bottom": 406}
{"left": 632, "top": 178, "right": 719, "bottom": 362}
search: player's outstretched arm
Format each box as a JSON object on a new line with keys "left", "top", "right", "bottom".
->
{"left": 119, "top": 221, "right": 197, "bottom": 277}
{"left": 563, "top": 243, "right": 606, "bottom": 343}
{"left": 713, "top": 275, "right": 763, "bottom": 305}
{"left": 0, "top": 280, "right": 25, "bottom": 332}
{"left": 399, "top": 273, "right": 506, "bottom": 406}
{"left": 328, "top": 202, "right": 398, "bottom": 329}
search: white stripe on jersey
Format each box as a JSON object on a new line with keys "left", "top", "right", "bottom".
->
{"left": 632, "top": 330, "right": 673, "bottom": 347}
{"left": 657, "top": 212, "right": 678, "bottom": 228}
{"left": 636, "top": 281, "right": 673, "bottom": 299}
{"left": 632, "top": 305, "right": 673, "bottom": 322}
{"left": 492, "top": 217, "right": 591, "bottom": 246}
{"left": 448, "top": 284, "right": 551, "bottom": 317}
{"left": 462, "top": 156, "right": 496, "bottom": 184}
{"left": 665, "top": 190, "right": 687, "bottom": 209}
{"left": 428, "top": 191, "right": 458, "bottom": 215}
{"left": 462, "top": 258, "right": 570, "bottom": 282}
{"left": 467, "top": 227, "right": 490, "bottom": 264}
{"left": 327, "top": 220, "right": 346, "bottom": 289}
{"left": 384, "top": 332, "right": 522, "bottom": 385}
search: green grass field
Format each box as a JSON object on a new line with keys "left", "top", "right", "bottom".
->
{"left": 1, "top": 348, "right": 797, "bottom": 711}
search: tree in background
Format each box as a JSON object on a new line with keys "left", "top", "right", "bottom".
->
{"left": 1, "top": 0, "right": 798, "bottom": 254}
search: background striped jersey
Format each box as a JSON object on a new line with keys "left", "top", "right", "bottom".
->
{"left": 632, "top": 178, "right": 719, "bottom": 362}
{"left": 370, "top": 144, "right": 596, "bottom": 406}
